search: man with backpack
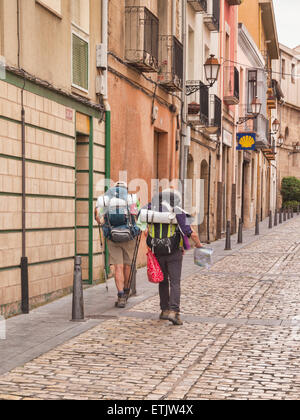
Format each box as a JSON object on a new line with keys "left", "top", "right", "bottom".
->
{"left": 95, "top": 182, "right": 141, "bottom": 308}
{"left": 142, "top": 188, "right": 203, "bottom": 326}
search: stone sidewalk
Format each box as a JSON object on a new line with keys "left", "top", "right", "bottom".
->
{"left": 0, "top": 215, "right": 300, "bottom": 400}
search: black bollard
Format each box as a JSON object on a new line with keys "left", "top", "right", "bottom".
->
{"left": 255, "top": 214, "right": 260, "bottom": 236}
{"left": 283, "top": 208, "right": 287, "bottom": 222}
{"left": 71, "top": 256, "right": 85, "bottom": 322}
{"left": 225, "top": 221, "right": 232, "bottom": 251}
{"left": 269, "top": 210, "right": 273, "bottom": 229}
{"left": 287, "top": 208, "right": 290, "bottom": 220}
{"left": 279, "top": 208, "right": 283, "bottom": 224}
{"left": 238, "top": 218, "right": 243, "bottom": 244}
{"left": 274, "top": 209, "right": 278, "bottom": 227}
{"left": 291, "top": 207, "right": 294, "bottom": 218}
{"left": 297, "top": 205, "right": 299, "bottom": 216}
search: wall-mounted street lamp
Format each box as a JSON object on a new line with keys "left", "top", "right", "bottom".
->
{"left": 289, "top": 143, "right": 300, "bottom": 156}
{"left": 277, "top": 134, "right": 284, "bottom": 148}
{"left": 271, "top": 119, "right": 280, "bottom": 135}
{"left": 236, "top": 97, "right": 262, "bottom": 125}
{"left": 186, "top": 54, "right": 220, "bottom": 96}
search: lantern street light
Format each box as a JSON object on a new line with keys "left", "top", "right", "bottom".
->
{"left": 271, "top": 119, "right": 280, "bottom": 134}
{"left": 186, "top": 54, "right": 220, "bottom": 96}
{"left": 277, "top": 134, "right": 284, "bottom": 148}
{"left": 204, "top": 54, "right": 221, "bottom": 88}
{"left": 237, "top": 96, "right": 262, "bottom": 125}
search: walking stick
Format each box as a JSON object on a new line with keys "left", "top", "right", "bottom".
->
{"left": 98, "top": 225, "right": 109, "bottom": 292}
{"left": 127, "top": 233, "right": 142, "bottom": 299}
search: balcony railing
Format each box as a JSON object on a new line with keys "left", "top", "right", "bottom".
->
{"left": 187, "top": 0, "right": 207, "bottom": 13}
{"left": 224, "top": 66, "right": 240, "bottom": 105}
{"left": 158, "top": 35, "right": 183, "bottom": 91}
{"left": 254, "top": 114, "right": 269, "bottom": 148}
{"left": 187, "top": 82, "right": 221, "bottom": 135}
{"left": 125, "top": 6, "right": 159, "bottom": 73}
{"left": 204, "top": 0, "right": 220, "bottom": 32}
{"left": 208, "top": 94, "right": 222, "bottom": 135}
{"left": 187, "top": 81, "right": 209, "bottom": 127}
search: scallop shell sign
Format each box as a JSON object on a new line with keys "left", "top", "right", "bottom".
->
{"left": 236, "top": 133, "right": 256, "bottom": 151}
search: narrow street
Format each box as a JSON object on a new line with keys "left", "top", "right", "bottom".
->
{"left": 0, "top": 216, "right": 299, "bottom": 400}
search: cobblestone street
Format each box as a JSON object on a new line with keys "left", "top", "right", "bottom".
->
{"left": 0, "top": 217, "right": 300, "bottom": 400}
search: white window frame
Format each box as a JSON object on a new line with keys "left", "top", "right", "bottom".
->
{"left": 71, "top": 30, "right": 90, "bottom": 94}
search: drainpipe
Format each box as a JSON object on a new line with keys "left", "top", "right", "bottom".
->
{"left": 17, "top": 0, "right": 29, "bottom": 314}
{"left": 102, "top": 0, "right": 111, "bottom": 277}
{"left": 207, "top": 152, "right": 211, "bottom": 244}
{"left": 180, "top": 0, "right": 187, "bottom": 200}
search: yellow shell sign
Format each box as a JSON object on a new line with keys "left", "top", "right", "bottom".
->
{"left": 237, "top": 133, "right": 256, "bottom": 150}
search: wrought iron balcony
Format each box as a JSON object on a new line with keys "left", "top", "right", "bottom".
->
{"left": 254, "top": 114, "right": 269, "bottom": 149}
{"left": 187, "top": 82, "right": 221, "bottom": 135}
{"left": 158, "top": 35, "right": 183, "bottom": 92}
{"left": 203, "top": 0, "right": 220, "bottom": 32}
{"left": 187, "top": 81, "right": 209, "bottom": 127}
{"left": 125, "top": 6, "right": 159, "bottom": 73}
{"left": 224, "top": 66, "right": 240, "bottom": 105}
{"left": 187, "top": 0, "right": 207, "bottom": 13}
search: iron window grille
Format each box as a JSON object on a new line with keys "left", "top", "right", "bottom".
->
{"left": 224, "top": 66, "right": 240, "bottom": 104}
{"left": 187, "top": 81, "right": 209, "bottom": 126}
{"left": 125, "top": 6, "right": 159, "bottom": 72}
{"left": 159, "top": 35, "right": 183, "bottom": 91}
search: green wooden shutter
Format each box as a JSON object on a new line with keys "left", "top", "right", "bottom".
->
{"left": 72, "top": 33, "right": 89, "bottom": 90}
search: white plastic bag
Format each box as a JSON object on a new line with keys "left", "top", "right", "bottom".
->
{"left": 194, "top": 247, "right": 213, "bottom": 269}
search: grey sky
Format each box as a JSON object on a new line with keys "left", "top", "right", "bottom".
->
{"left": 273, "top": 0, "right": 300, "bottom": 49}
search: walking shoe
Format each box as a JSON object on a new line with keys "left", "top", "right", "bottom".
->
{"left": 159, "top": 310, "right": 170, "bottom": 320}
{"left": 168, "top": 311, "right": 183, "bottom": 326}
{"left": 116, "top": 294, "right": 127, "bottom": 308}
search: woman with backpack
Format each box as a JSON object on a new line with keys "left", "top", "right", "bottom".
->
{"left": 142, "top": 189, "right": 203, "bottom": 326}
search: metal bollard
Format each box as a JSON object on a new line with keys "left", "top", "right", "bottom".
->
{"left": 287, "top": 208, "right": 290, "bottom": 220}
{"left": 279, "top": 208, "right": 283, "bottom": 224}
{"left": 237, "top": 218, "right": 243, "bottom": 244}
{"left": 269, "top": 210, "right": 273, "bottom": 229}
{"left": 297, "top": 205, "right": 300, "bottom": 216}
{"left": 255, "top": 214, "right": 260, "bottom": 236}
{"left": 283, "top": 208, "right": 287, "bottom": 222}
{"left": 274, "top": 209, "right": 278, "bottom": 227}
{"left": 225, "top": 221, "right": 232, "bottom": 251}
{"left": 71, "top": 256, "right": 85, "bottom": 322}
{"left": 291, "top": 207, "right": 294, "bottom": 218}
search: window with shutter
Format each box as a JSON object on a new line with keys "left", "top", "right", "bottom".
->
{"left": 72, "top": 33, "right": 89, "bottom": 91}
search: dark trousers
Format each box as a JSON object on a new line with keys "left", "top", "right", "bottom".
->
{"left": 156, "top": 250, "right": 183, "bottom": 313}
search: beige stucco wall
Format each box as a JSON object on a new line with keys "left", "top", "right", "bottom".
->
{"left": 0, "top": 0, "right": 101, "bottom": 103}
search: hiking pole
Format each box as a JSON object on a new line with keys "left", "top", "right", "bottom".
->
{"left": 98, "top": 225, "right": 109, "bottom": 292}
{"left": 127, "top": 233, "right": 142, "bottom": 298}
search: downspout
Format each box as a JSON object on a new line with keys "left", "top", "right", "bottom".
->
{"left": 180, "top": 0, "right": 187, "bottom": 199}
{"left": 207, "top": 152, "right": 212, "bottom": 244}
{"left": 102, "top": 0, "right": 111, "bottom": 277}
{"left": 17, "top": 0, "right": 29, "bottom": 314}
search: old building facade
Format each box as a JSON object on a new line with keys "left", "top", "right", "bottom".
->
{"left": 0, "top": 0, "right": 297, "bottom": 317}
{"left": 0, "top": 0, "right": 106, "bottom": 316}
{"left": 273, "top": 44, "right": 300, "bottom": 205}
